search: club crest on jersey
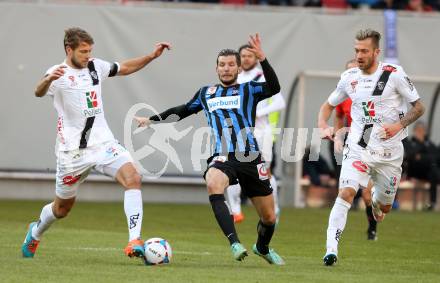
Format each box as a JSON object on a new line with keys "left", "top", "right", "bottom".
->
{"left": 206, "top": 86, "right": 217, "bottom": 95}
{"left": 377, "top": 81, "right": 385, "bottom": 91}
{"left": 207, "top": 96, "right": 240, "bottom": 112}
{"left": 90, "top": 70, "right": 98, "bottom": 81}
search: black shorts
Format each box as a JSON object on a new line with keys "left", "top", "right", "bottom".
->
{"left": 204, "top": 154, "right": 273, "bottom": 198}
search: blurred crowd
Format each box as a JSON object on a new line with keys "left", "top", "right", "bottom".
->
{"left": 128, "top": 0, "right": 440, "bottom": 12}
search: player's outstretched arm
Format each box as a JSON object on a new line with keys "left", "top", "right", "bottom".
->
{"left": 34, "top": 65, "right": 66, "bottom": 97}
{"left": 117, "top": 42, "right": 171, "bottom": 76}
{"left": 318, "top": 102, "right": 335, "bottom": 140}
{"left": 134, "top": 104, "right": 196, "bottom": 128}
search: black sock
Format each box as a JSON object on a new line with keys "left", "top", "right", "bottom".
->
{"left": 256, "top": 220, "right": 275, "bottom": 255}
{"left": 209, "top": 194, "right": 239, "bottom": 245}
{"left": 366, "top": 205, "right": 377, "bottom": 232}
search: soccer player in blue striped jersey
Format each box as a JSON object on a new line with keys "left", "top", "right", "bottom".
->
{"left": 135, "top": 34, "right": 284, "bottom": 265}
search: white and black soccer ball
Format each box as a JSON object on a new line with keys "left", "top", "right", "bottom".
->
{"left": 143, "top": 237, "right": 172, "bottom": 265}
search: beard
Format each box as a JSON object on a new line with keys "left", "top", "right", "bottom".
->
{"left": 358, "top": 57, "right": 374, "bottom": 71}
{"left": 71, "top": 55, "right": 87, "bottom": 69}
{"left": 219, "top": 72, "right": 238, "bottom": 86}
{"left": 241, "top": 61, "right": 257, "bottom": 72}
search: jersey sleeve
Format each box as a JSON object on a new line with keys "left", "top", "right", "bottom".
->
{"left": 44, "top": 65, "right": 60, "bottom": 97}
{"left": 92, "top": 58, "right": 120, "bottom": 81}
{"left": 394, "top": 66, "right": 420, "bottom": 103}
{"left": 185, "top": 88, "right": 204, "bottom": 113}
{"left": 335, "top": 103, "right": 344, "bottom": 117}
{"left": 328, "top": 74, "right": 349, "bottom": 106}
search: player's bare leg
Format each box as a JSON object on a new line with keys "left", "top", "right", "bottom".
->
{"left": 205, "top": 168, "right": 247, "bottom": 261}
{"left": 250, "top": 194, "right": 285, "bottom": 265}
{"left": 362, "top": 180, "right": 377, "bottom": 240}
{"left": 116, "top": 163, "right": 145, "bottom": 258}
{"left": 324, "top": 187, "right": 356, "bottom": 266}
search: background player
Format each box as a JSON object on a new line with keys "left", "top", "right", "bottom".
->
{"left": 318, "top": 29, "right": 425, "bottom": 266}
{"left": 333, "top": 59, "right": 378, "bottom": 241}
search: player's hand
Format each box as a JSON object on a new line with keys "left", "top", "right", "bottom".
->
{"left": 152, "top": 42, "right": 172, "bottom": 59}
{"left": 378, "top": 123, "right": 403, "bottom": 140}
{"left": 47, "top": 65, "right": 67, "bottom": 81}
{"left": 320, "top": 126, "right": 334, "bottom": 141}
{"left": 134, "top": 116, "right": 152, "bottom": 128}
{"left": 247, "top": 33, "right": 266, "bottom": 62}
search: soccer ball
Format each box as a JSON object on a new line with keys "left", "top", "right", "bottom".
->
{"left": 143, "top": 237, "right": 172, "bottom": 265}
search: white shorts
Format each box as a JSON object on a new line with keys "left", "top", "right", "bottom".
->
{"left": 254, "top": 126, "right": 273, "bottom": 164}
{"left": 55, "top": 140, "right": 134, "bottom": 199}
{"left": 339, "top": 142, "right": 404, "bottom": 205}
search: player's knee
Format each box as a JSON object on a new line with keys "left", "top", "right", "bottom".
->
{"left": 261, "top": 213, "right": 277, "bottom": 226}
{"left": 206, "top": 181, "right": 224, "bottom": 195}
{"left": 124, "top": 173, "right": 142, "bottom": 189}
{"left": 381, "top": 205, "right": 392, "bottom": 214}
{"left": 53, "top": 205, "right": 71, "bottom": 218}
{"left": 338, "top": 188, "right": 356, "bottom": 204}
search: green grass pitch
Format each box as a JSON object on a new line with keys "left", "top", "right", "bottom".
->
{"left": 1, "top": 200, "right": 439, "bottom": 283}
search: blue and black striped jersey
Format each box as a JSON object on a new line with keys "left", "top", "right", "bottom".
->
{"left": 185, "top": 81, "right": 274, "bottom": 155}
{"left": 150, "top": 59, "right": 280, "bottom": 158}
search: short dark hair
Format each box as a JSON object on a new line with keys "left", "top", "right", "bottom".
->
{"left": 355, "top": 29, "right": 381, "bottom": 48}
{"left": 216, "top": 49, "right": 240, "bottom": 66}
{"left": 64, "top": 27, "right": 94, "bottom": 53}
{"left": 238, "top": 44, "right": 251, "bottom": 55}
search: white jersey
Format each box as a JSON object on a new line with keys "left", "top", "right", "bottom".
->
{"left": 45, "top": 58, "right": 120, "bottom": 152}
{"left": 328, "top": 62, "right": 420, "bottom": 150}
{"left": 237, "top": 67, "right": 285, "bottom": 131}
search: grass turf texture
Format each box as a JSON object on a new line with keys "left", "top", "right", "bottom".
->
{"left": 1, "top": 200, "right": 439, "bottom": 283}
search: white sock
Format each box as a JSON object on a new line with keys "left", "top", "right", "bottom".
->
{"left": 226, "top": 184, "right": 242, "bottom": 215}
{"left": 32, "top": 202, "right": 57, "bottom": 240}
{"left": 270, "top": 175, "right": 280, "bottom": 215}
{"left": 124, "top": 189, "right": 143, "bottom": 241}
{"left": 326, "top": 197, "right": 351, "bottom": 255}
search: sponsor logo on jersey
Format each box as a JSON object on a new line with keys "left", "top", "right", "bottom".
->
{"left": 207, "top": 96, "right": 240, "bottom": 112}
{"left": 207, "top": 86, "right": 217, "bottom": 95}
{"left": 350, "top": 80, "right": 358, "bottom": 92}
{"left": 86, "top": 91, "right": 98, "bottom": 108}
{"left": 361, "top": 101, "right": 383, "bottom": 123}
{"left": 257, "top": 163, "right": 269, "bottom": 180}
{"left": 362, "top": 101, "right": 375, "bottom": 117}
{"left": 382, "top": 65, "right": 397, "bottom": 72}
{"left": 405, "top": 76, "right": 414, "bottom": 91}
{"left": 352, "top": 160, "right": 368, "bottom": 173}
{"left": 62, "top": 174, "right": 82, "bottom": 186}
{"left": 68, "top": 75, "right": 77, "bottom": 87}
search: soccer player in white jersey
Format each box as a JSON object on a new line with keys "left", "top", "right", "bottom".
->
{"left": 21, "top": 27, "right": 171, "bottom": 261}
{"left": 225, "top": 44, "right": 286, "bottom": 224}
{"left": 318, "top": 29, "right": 425, "bottom": 266}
